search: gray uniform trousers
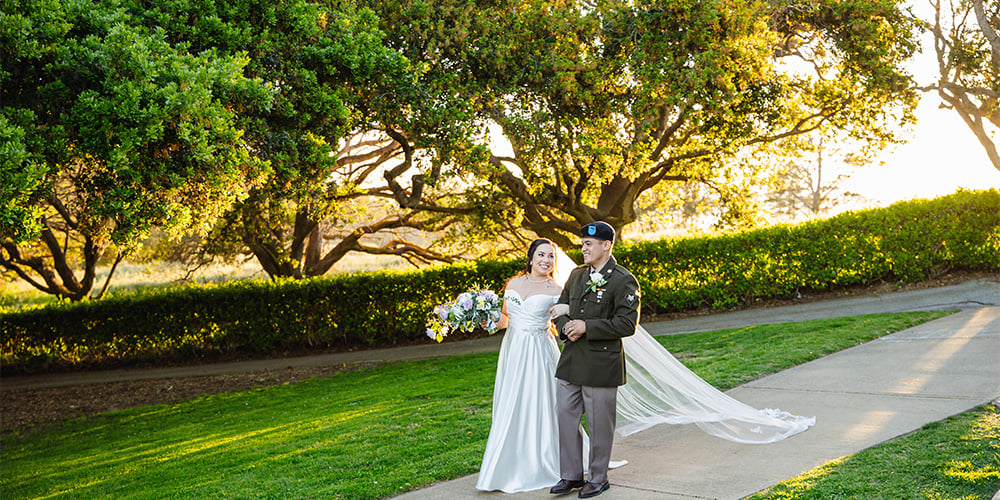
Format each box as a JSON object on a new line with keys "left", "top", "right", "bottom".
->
{"left": 556, "top": 378, "right": 618, "bottom": 485}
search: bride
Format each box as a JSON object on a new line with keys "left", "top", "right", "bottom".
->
{"left": 475, "top": 238, "right": 815, "bottom": 493}
{"left": 475, "top": 238, "right": 564, "bottom": 493}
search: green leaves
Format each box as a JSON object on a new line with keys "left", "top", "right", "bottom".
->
{"left": 0, "top": 0, "right": 280, "bottom": 301}
{"left": 4, "top": 0, "right": 270, "bottom": 242}
{"left": 0, "top": 114, "right": 48, "bottom": 242}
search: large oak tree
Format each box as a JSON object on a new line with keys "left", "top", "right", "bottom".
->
{"left": 451, "top": 0, "right": 922, "bottom": 247}
{"left": 1, "top": 0, "right": 271, "bottom": 300}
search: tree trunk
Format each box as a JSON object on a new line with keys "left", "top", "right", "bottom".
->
{"left": 0, "top": 220, "right": 111, "bottom": 301}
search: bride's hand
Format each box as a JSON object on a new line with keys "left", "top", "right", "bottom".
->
{"left": 548, "top": 303, "right": 569, "bottom": 318}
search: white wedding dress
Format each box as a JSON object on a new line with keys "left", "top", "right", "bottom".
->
{"left": 476, "top": 249, "right": 815, "bottom": 492}
{"left": 475, "top": 289, "right": 562, "bottom": 493}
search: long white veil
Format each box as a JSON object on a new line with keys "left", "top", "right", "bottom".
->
{"left": 553, "top": 246, "right": 814, "bottom": 443}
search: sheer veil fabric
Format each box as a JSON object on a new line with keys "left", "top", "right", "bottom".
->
{"left": 553, "top": 246, "right": 815, "bottom": 443}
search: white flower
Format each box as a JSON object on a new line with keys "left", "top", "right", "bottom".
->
{"left": 586, "top": 272, "right": 608, "bottom": 293}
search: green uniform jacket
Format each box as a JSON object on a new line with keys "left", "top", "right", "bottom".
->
{"left": 553, "top": 255, "right": 641, "bottom": 387}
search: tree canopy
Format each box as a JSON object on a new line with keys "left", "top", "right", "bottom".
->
{"left": 445, "top": 0, "right": 922, "bottom": 247}
{"left": 1, "top": 0, "right": 270, "bottom": 299}
{"left": 2, "top": 0, "right": 926, "bottom": 296}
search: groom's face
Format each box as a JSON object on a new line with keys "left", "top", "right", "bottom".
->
{"left": 581, "top": 237, "right": 612, "bottom": 266}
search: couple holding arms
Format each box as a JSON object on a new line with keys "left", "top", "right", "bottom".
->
{"left": 476, "top": 222, "right": 814, "bottom": 497}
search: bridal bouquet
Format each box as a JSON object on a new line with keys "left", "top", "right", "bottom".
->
{"left": 426, "top": 288, "right": 503, "bottom": 343}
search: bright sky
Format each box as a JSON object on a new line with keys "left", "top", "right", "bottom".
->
{"left": 843, "top": 1, "right": 1000, "bottom": 208}
{"left": 844, "top": 89, "right": 1000, "bottom": 207}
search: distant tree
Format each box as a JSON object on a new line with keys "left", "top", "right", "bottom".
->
{"left": 920, "top": 0, "right": 1000, "bottom": 173}
{"left": 766, "top": 132, "right": 866, "bottom": 221}
{"left": 0, "top": 0, "right": 270, "bottom": 300}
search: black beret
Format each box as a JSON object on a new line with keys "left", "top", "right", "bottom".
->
{"left": 581, "top": 221, "right": 615, "bottom": 242}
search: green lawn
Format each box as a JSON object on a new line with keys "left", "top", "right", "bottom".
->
{"left": 749, "top": 404, "right": 999, "bottom": 500}
{"left": 3, "top": 311, "right": 977, "bottom": 499}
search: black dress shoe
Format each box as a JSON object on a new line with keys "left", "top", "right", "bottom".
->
{"left": 578, "top": 481, "right": 610, "bottom": 498}
{"left": 549, "top": 478, "right": 586, "bottom": 494}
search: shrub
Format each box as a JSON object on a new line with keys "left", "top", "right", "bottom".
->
{"left": 2, "top": 189, "right": 997, "bottom": 373}
{"left": 1, "top": 259, "right": 520, "bottom": 373}
{"left": 616, "top": 189, "right": 999, "bottom": 311}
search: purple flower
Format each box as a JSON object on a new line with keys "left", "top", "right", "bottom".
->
{"left": 460, "top": 297, "right": 474, "bottom": 310}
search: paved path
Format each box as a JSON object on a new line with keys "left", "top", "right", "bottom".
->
{"left": 3, "top": 277, "right": 999, "bottom": 500}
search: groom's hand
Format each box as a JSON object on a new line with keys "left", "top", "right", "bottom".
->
{"left": 563, "top": 320, "right": 586, "bottom": 341}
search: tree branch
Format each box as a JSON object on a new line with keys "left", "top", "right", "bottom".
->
{"left": 0, "top": 242, "right": 59, "bottom": 294}
{"left": 973, "top": 0, "right": 1000, "bottom": 70}
{"left": 92, "top": 249, "right": 126, "bottom": 300}
{"left": 940, "top": 86, "right": 1000, "bottom": 171}
{"left": 382, "top": 129, "right": 431, "bottom": 209}
{"left": 38, "top": 224, "right": 82, "bottom": 295}
{"left": 649, "top": 104, "right": 688, "bottom": 161}
{"left": 354, "top": 236, "right": 458, "bottom": 267}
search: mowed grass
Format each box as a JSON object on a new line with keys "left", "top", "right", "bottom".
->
{"left": 656, "top": 313, "right": 954, "bottom": 390}
{"left": 1, "top": 311, "right": 959, "bottom": 499}
{"left": 749, "top": 403, "right": 999, "bottom": 500}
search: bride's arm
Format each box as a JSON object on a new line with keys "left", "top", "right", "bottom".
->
{"left": 493, "top": 278, "right": 517, "bottom": 330}
{"left": 548, "top": 303, "right": 569, "bottom": 318}
{"left": 496, "top": 299, "right": 509, "bottom": 330}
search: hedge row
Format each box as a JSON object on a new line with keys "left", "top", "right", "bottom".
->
{"left": 617, "top": 188, "right": 1000, "bottom": 310}
{"left": 2, "top": 189, "right": 998, "bottom": 373}
{"left": 0, "top": 259, "right": 521, "bottom": 373}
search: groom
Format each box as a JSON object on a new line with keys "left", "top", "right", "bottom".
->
{"left": 550, "top": 221, "right": 640, "bottom": 498}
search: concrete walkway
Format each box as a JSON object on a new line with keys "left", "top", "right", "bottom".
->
{"left": 3, "top": 278, "right": 999, "bottom": 500}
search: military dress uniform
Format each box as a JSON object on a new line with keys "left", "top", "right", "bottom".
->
{"left": 553, "top": 242, "right": 640, "bottom": 493}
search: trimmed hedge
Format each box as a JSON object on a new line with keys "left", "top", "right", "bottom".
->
{"left": 2, "top": 189, "right": 998, "bottom": 373}
{"left": 617, "top": 188, "right": 1000, "bottom": 311}
{"left": 0, "top": 259, "right": 521, "bottom": 373}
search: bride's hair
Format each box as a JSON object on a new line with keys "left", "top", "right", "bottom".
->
{"left": 521, "top": 238, "right": 557, "bottom": 277}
